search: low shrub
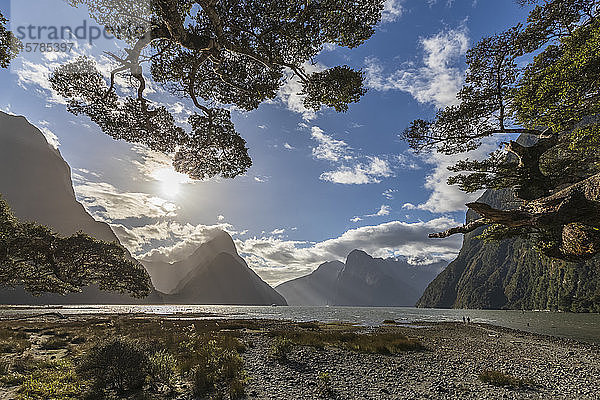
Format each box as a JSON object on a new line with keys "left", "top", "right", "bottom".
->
{"left": 0, "top": 337, "right": 30, "bottom": 354}
{"left": 479, "top": 369, "right": 535, "bottom": 388}
{"left": 70, "top": 336, "right": 86, "bottom": 345}
{"left": 148, "top": 349, "right": 178, "bottom": 389}
{"left": 317, "top": 371, "right": 334, "bottom": 397}
{"left": 17, "top": 359, "right": 84, "bottom": 400}
{"left": 270, "top": 337, "right": 294, "bottom": 361}
{"left": 0, "top": 372, "right": 25, "bottom": 386}
{"left": 78, "top": 337, "right": 150, "bottom": 395}
{"left": 183, "top": 336, "right": 246, "bottom": 399}
{"left": 41, "top": 337, "right": 70, "bottom": 350}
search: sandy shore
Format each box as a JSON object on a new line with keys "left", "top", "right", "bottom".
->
{"left": 0, "top": 316, "right": 598, "bottom": 399}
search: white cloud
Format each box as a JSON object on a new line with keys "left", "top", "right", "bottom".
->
{"left": 254, "top": 176, "right": 269, "bottom": 183}
{"left": 271, "top": 228, "right": 285, "bottom": 235}
{"left": 382, "top": 189, "right": 398, "bottom": 200}
{"left": 38, "top": 126, "right": 60, "bottom": 149}
{"left": 114, "top": 221, "right": 234, "bottom": 262}
{"left": 320, "top": 157, "right": 393, "bottom": 185}
{"left": 415, "top": 137, "right": 500, "bottom": 213}
{"left": 73, "top": 180, "right": 178, "bottom": 222}
{"left": 381, "top": 0, "right": 404, "bottom": 23}
{"left": 217, "top": 215, "right": 225, "bottom": 221}
{"left": 365, "top": 27, "right": 469, "bottom": 108}
{"left": 311, "top": 126, "right": 351, "bottom": 162}
{"left": 366, "top": 205, "right": 391, "bottom": 217}
{"left": 350, "top": 217, "right": 363, "bottom": 222}
{"left": 283, "top": 142, "right": 295, "bottom": 150}
{"left": 0, "top": 104, "right": 15, "bottom": 115}
{"left": 236, "top": 218, "right": 462, "bottom": 285}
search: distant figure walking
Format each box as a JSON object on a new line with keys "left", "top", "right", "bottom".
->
{"left": 462, "top": 316, "right": 466, "bottom": 323}
{"left": 467, "top": 317, "right": 471, "bottom": 324}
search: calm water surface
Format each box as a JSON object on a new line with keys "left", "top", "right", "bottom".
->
{"left": 1, "top": 305, "right": 599, "bottom": 345}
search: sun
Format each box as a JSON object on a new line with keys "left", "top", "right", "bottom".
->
{"left": 151, "top": 167, "right": 191, "bottom": 197}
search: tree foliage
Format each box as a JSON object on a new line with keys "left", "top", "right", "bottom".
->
{"left": 404, "top": 0, "right": 600, "bottom": 261}
{"left": 45, "top": 0, "right": 385, "bottom": 180}
{"left": 0, "top": 196, "right": 151, "bottom": 296}
{"left": 0, "top": 11, "right": 20, "bottom": 69}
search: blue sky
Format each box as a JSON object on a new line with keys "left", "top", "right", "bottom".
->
{"left": 0, "top": 0, "right": 531, "bottom": 284}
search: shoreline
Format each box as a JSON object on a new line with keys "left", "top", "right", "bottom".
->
{"left": 0, "top": 315, "right": 598, "bottom": 399}
{"left": 1, "top": 304, "right": 600, "bottom": 346}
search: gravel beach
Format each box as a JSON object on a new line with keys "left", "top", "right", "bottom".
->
{"left": 0, "top": 317, "right": 598, "bottom": 399}
{"left": 240, "top": 321, "right": 600, "bottom": 400}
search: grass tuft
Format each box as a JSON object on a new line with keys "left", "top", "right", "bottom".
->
{"left": 479, "top": 369, "right": 535, "bottom": 388}
{"left": 271, "top": 329, "right": 425, "bottom": 354}
{"left": 40, "top": 337, "right": 70, "bottom": 350}
{"left": 270, "top": 337, "right": 294, "bottom": 361}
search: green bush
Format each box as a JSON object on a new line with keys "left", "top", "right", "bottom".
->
{"left": 0, "top": 338, "right": 30, "bottom": 353}
{"left": 18, "top": 360, "right": 83, "bottom": 400}
{"left": 317, "top": 371, "right": 334, "bottom": 397}
{"left": 78, "top": 337, "right": 150, "bottom": 395}
{"left": 479, "top": 369, "right": 534, "bottom": 388}
{"left": 270, "top": 337, "right": 294, "bottom": 361}
{"left": 148, "top": 349, "right": 177, "bottom": 389}
{"left": 184, "top": 337, "right": 246, "bottom": 399}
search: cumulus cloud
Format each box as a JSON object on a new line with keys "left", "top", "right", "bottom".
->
{"left": 351, "top": 205, "right": 391, "bottom": 223}
{"left": 381, "top": 0, "right": 404, "bottom": 23}
{"left": 365, "top": 27, "right": 469, "bottom": 108}
{"left": 113, "top": 221, "right": 234, "bottom": 262}
{"left": 236, "top": 218, "right": 462, "bottom": 285}
{"left": 254, "top": 176, "right": 269, "bottom": 183}
{"left": 38, "top": 126, "right": 61, "bottom": 149}
{"left": 366, "top": 205, "right": 391, "bottom": 217}
{"left": 320, "top": 157, "right": 393, "bottom": 184}
{"left": 414, "top": 137, "right": 501, "bottom": 213}
{"left": 307, "top": 125, "right": 418, "bottom": 185}
{"left": 73, "top": 180, "right": 178, "bottom": 222}
{"left": 311, "top": 126, "right": 351, "bottom": 162}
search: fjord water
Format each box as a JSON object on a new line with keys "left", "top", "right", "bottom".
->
{"left": 2, "top": 305, "right": 599, "bottom": 344}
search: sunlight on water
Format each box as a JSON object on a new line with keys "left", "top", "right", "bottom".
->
{"left": 1, "top": 305, "right": 599, "bottom": 344}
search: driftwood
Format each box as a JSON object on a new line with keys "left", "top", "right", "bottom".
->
{"left": 431, "top": 171, "right": 600, "bottom": 260}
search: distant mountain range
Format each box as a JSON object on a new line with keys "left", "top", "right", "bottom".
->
{"left": 0, "top": 111, "right": 285, "bottom": 306}
{"left": 276, "top": 249, "right": 445, "bottom": 306}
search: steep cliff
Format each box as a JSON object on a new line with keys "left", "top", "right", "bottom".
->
{"left": 417, "top": 188, "right": 600, "bottom": 312}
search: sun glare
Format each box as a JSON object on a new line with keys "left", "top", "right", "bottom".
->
{"left": 151, "top": 167, "right": 191, "bottom": 197}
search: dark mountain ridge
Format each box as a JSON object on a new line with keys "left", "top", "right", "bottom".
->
{"left": 276, "top": 249, "right": 444, "bottom": 306}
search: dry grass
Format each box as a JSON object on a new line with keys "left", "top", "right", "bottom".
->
{"left": 0, "top": 317, "right": 252, "bottom": 399}
{"left": 270, "top": 324, "right": 425, "bottom": 354}
{"left": 479, "top": 370, "right": 535, "bottom": 388}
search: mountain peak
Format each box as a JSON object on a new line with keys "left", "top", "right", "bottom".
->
{"left": 345, "top": 249, "right": 372, "bottom": 265}
{"left": 206, "top": 230, "right": 237, "bottom": 254}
